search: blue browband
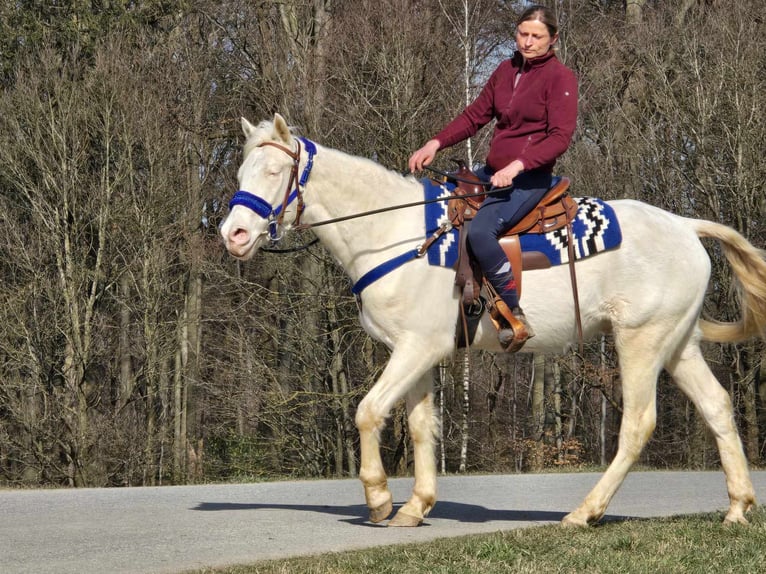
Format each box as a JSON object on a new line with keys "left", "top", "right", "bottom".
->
{"left": 229, "top": 137, "right": 317, "bottom": 240}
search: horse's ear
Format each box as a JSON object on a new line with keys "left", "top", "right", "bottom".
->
{"left": 241, "top": 117, "right": 256, "bottom": 138}
{"left": 273, "top": 113, "right": 292, "bottom": 144}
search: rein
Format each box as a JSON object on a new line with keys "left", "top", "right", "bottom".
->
{"left": 293, "top": 165, "right": 507, "bottom": 231}
{"left": 262, "top": 238, "right": 320, "bottom": 253}
{"left": 229, "top": 141, "right": 506, "bottom": 245}
{"left": 294, "top": 187, "right": 494, "bottom": 231}
{"left": 423, "top": 165, "right": 492, "bottom": 185}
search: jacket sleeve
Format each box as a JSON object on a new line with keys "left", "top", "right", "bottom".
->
{"left": 432, "top": 63, "right": 506, "bottom": 149}
{"left": 517, "top": 66, "right": 578, "bottom": 171}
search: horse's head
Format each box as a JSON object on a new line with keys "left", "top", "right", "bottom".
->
{"left": 220, "top": 113, "right": 304, "bottom": 260}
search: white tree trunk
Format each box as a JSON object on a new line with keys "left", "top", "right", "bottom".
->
{"left": 459, "top": 350, "right": 470, "bottom": 473}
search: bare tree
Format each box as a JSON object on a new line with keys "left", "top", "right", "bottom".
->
{"left": 1, "top": 0, "right": 763, "bottom": 487}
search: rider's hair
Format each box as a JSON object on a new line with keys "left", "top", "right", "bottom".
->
{"left": 516, "top": 4, "right": 559, "bottom": 38}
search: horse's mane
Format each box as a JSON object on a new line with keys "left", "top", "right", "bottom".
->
{"left": 243, "top": 119, "right": 420, "bottom": 195}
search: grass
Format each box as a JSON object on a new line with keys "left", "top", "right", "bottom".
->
{"left": 190, "top": 507, "right": 766, "bottom": 574}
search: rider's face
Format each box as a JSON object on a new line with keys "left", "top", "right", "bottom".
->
{"left": 515, "top": 20, "right": 558, "bottom": 61}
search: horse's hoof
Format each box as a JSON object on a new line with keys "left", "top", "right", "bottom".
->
{"left": 723, "top": 499, "right": 754, "bottom": 526}
{"left": 369, "top": 499, "right": 393, "bottom": 523}
{"left": 561, "top": 512, "right": 589, "bottom": 528}
{"left": 388, "top": 509, "right": 423, "bottom": 527}
{"left": 723, "top": 513, "right": 749, "bottom": 526}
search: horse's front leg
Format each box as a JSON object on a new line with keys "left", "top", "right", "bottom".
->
{"left": 356, "top": 403, "right": 394, "bottom": 523}
{"left": 355, "top": 335, "right": 445, "bottom": 525}
{"left": 388, "top": 372, "right": 438, "bottom": 527}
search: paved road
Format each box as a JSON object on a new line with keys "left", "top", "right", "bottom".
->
{"left": 2, "top": 470, "right": 765, "bottom": 574}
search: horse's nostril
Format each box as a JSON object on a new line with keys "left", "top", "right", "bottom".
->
{"left": 229, "top": 227, "right": 250, "bottom": 245}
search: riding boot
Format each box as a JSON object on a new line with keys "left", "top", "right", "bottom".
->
{"left": 497, "top": 305, "right": 535, "bottom": 351}
{"left": 495, "top": 300, "right": 535, "bottom": 352}
{"left": 478, "top": 264, "right": 535, "bottom": 352}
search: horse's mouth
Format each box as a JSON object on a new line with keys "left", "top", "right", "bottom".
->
{"left": 226, "top": 241, "right": 256, "bottom": 260}
{"left": 225, "top": 231, "right": 269, "bottom": 260}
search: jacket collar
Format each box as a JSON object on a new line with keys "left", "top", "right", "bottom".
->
{"left": 512, "top": 49, "right": 557, "bottom": 71}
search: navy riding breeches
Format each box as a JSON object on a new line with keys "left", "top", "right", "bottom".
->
{"left": 466, "top": 169, "right": 552, "bottom": 308}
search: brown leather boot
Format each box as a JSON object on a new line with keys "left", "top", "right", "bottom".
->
{"left": 497, "top": 307, "right": 535, "bottom": 352}
{"left": 512, "top": 307, "right": 535, "bottom": 338}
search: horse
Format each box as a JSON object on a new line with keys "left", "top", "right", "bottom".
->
{"left": 220, "top": 113, "right": 766, "bottom": 527}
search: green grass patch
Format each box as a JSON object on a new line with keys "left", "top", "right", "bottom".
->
{"left": 190, "top": 507, "right": 765, "bottom": 573}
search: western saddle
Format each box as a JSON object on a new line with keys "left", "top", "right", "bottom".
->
{"left": 440, "top": 162, "right": 580, "bottom": 352}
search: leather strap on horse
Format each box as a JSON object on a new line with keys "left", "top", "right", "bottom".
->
{"left": 566, "top": 220, "right": 584, "bottom": 356}
{"left": 258, "top": 139, "right": 304, "bottom": 227}
{"left": 454, "top": 220, "right": 480, "bottom": 306}
{"left": 418, "top": 222, "right": 453, "bottom": 256}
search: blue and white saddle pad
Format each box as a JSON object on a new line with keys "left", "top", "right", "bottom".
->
{"left": 423, "top": 178, "right": 622, "bottom": 268}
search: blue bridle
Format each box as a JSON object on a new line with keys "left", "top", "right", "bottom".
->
{"left": 229, "top": 137, "right": 317, "bottom": 241}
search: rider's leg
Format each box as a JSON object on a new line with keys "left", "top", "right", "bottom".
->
{"left": 467, "top": 171, "right": 551, "bottom": 313}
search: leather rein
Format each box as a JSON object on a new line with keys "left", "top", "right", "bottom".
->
{"left": 230, "top": 141, "right": 503, "bottom": 243}
{"left": 292, "top": 166, "right": 505, "bottom": 231}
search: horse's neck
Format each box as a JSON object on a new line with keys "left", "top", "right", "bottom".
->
{"left": 302, "top": 146, "right": 424, "bottom": 279}
{"left": 308, "top": 147, "right": 415, "bottom": 213}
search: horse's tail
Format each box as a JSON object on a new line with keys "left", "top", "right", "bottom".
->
{"left": 689, "top": 218, "right": 766, "bottom": 343}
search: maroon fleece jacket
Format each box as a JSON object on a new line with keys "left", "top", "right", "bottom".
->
{"left": 433, "top": 50, "right": 578, "bottom": 173}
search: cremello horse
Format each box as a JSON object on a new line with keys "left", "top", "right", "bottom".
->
{"left": 221, "top": 114, "right": 766, "bottom": 527}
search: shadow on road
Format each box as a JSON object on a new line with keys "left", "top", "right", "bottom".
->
{"left": 191, "top": 500, "right": 633, "bottom": 526}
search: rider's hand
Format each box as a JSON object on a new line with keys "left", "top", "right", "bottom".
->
{"left": 408, "top": 139, "right": 441, "bottom": 173}
{"left": 490, "top": 160, "right": 525, "bottom": 188}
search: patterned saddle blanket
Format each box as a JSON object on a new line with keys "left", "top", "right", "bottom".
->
{"left": 422, "top": 179, "right": 623, "bottom": 268}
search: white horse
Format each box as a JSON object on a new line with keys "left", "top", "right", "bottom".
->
{"left": 220, "top": 114, "right": 766, "bottom": 527}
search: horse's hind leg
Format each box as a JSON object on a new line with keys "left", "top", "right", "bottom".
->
{"left": 665, "top": 341, "right": 756, "bottom": 524}
{"left": 355, "top": 335, "right": 445, "bottom": 525}
{"left": 563, "top": 327, "right": 664, "bottom": 527}
{"left": 388, "top": 371, "right": 438, "bottom": 527}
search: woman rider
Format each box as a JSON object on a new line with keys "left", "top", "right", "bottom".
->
{"left": 408, "top": 4, "right": 578, "bottom": 350}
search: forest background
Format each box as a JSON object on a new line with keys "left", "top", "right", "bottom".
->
{"left": 0, "top": 0, "right": 764, "bottom": 488}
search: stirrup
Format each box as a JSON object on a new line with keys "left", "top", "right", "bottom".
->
{"left": 496, "top": 303, "right": 534, "bottom": 353}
